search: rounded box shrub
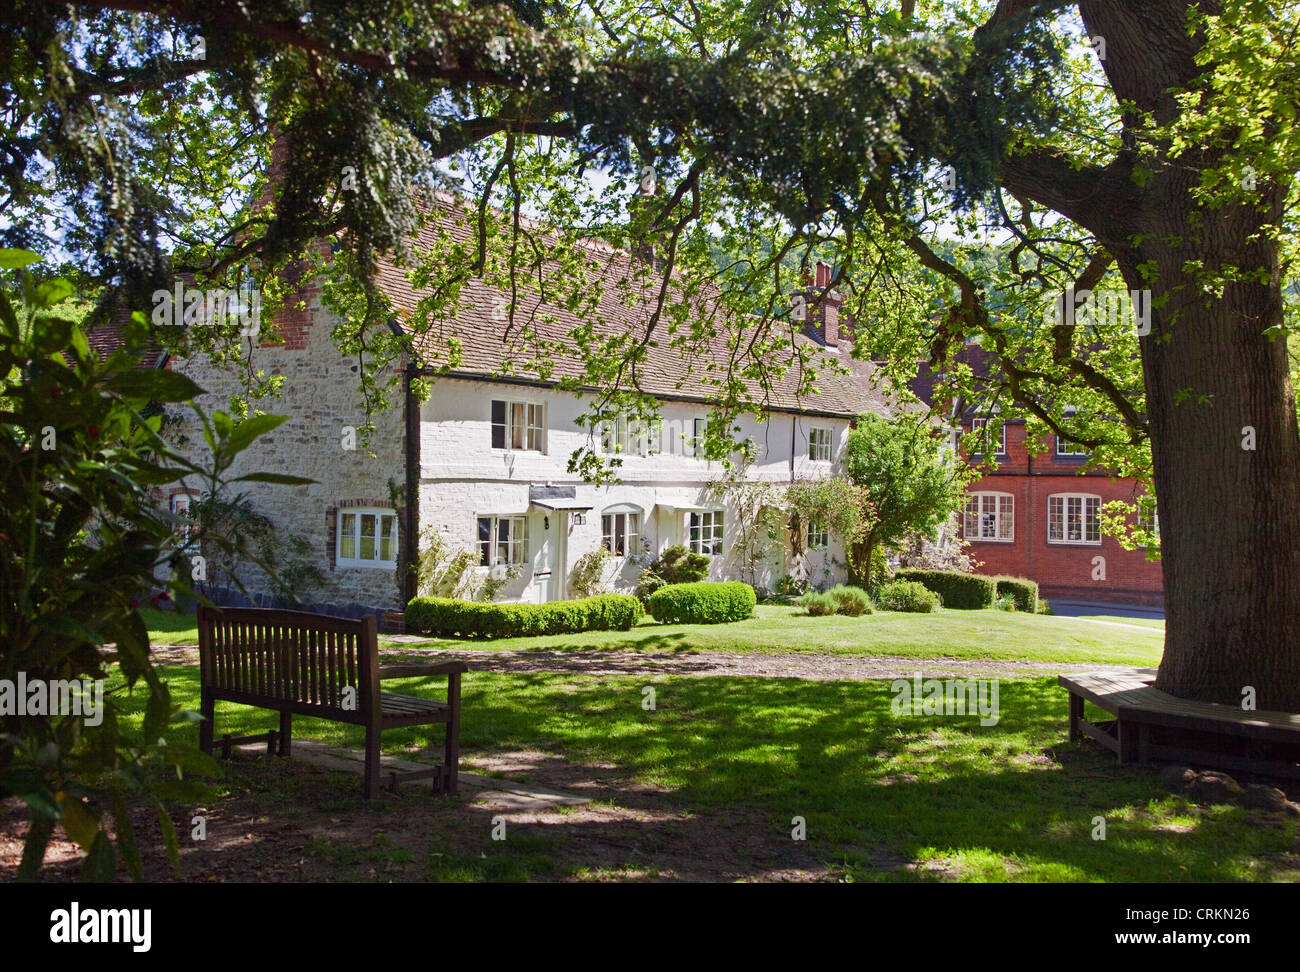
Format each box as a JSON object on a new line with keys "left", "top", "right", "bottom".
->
{"left": 826, "top": 584, "right": 873, "bottom": 616}
{"left": 892, "top": 569, "right": 995, "bottom": 610}
{"left": 993, "top": 575, "right": 1039, "bottom": 614}
{"left": 876, "top": 579, "right": 941, "bottom": 613}
{"left": 798, "top": 591, "right": 838, "bottom": 616}
{"left": 405, "top": 593, "right": 642, "bottom": 639}
{"left": 646, "top": 581, "right": 756, "bottom": 624}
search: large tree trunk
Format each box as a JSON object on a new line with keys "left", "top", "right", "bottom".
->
{"left": 1121, "top": 207, "right": 1300, "bottom": 711}
{"left": 997, "top": 0, "right": 1300, "bottom": 708}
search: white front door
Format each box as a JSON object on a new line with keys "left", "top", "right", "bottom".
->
{"left": 529, "top": 511, "right": 567, "bottom": 603}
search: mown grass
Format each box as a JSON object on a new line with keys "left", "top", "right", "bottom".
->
{"left": 398, "top": 605, "right": 1164, "bottom": 667}
{"left": 144, "top": 604, "right": 1163, "bottom": 665}
{"left": 115, "top": 665, "right": 1296, "bottom": 883}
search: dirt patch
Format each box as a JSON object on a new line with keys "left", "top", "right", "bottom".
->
{"left": 0, "top": 750, "right": 877, "bottom": 883}
{"left": 146, "top": 643, "right": 1132, "bottom": 681}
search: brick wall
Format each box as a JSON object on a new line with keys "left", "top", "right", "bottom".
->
{"left": 961, "top": 422, "right": 1164, "bottom": 606}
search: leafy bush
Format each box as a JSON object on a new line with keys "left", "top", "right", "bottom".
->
{"left": 892, "top": 569, "right": 995, "bottom": 610}
{"left": 775, "top": 574, "right": 808, "bottom": 597}
{"left": 995, "top": 594, "right": 1017, "bottom": 611}
{"left": 799, "top": 591, "right": 838, "bottom": 616}
{"left": 1036, "top": 598, "right": 1054, "bottom": 616}
{"left": 635, "top": 544, "right": 711, "bottom": 600}
{"left": 993, "top": 575, "right": 1039, "bottom": 614}
{"left": 827, "top": 584, "right": 873, "bottom": 616}
{"left": 646, "top": 581, "right": 756, "bottom": 624}
{"left": 876, "top": 580, "right": 941, "bottom": 613}
{"left": 406, "top": 593, "right": 642, "bottom": 638}
{"left": 569, "top": 548, "right": 611, "bottom": 598}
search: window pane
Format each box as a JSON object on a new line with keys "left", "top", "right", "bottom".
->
{"left": 511, "top": 403, "right": 525, "bottom": 449}
{"left": 360, "top": 514, "right": 376, "bottom": 560}
{"left": 614, "top": 514, "right": 626, "bottom": 555}
{"left": 380, "top": 516, "right": 395, "bottom": 562}
{"left": 478, "top": 517, "right": 492, "bottom": 566}
{"left": 602, "top": 514, "right": 613, "bottom": 552}
{"left": 491, "top": 401, "right": 506, "bottom": 449}
{"left": 340, "top": 513, "right": 356, "bottom": 559}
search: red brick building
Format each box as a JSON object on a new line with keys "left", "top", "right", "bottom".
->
{"left": 912, "top": 344, "right": 1164, "bottom": 608}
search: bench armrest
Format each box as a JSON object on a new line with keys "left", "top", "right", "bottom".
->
{"left": 379, "top": 661, "right": 469, "bottom": 679}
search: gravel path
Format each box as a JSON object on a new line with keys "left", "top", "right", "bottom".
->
{"left": 147, "top": 644, "right": 1133, "bottom": 681}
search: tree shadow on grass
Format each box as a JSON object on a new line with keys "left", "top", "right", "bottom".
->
{"left": 43, "top": 669, "right": 1297, "bottom": 883}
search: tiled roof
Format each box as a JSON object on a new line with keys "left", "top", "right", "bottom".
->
{"left": 376, "top": 197, "right": 895, "bottom": 419}
{"left": 84, "top": 306, "right": 167, "bottom": 370}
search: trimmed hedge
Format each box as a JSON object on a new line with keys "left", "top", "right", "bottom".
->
{"left": 993, "top": 575, "right": 1039, "bottom": 613}
{"left": 876, "top": 580, "right": 941, "bottom": 613}
{"left": 892, "top": 569, "right": 996, "bottom": 610}
{"left": 405, "top": 593, "right": 642, "bottom": 639}
{"left": 646, "top": 581, "right": 756, "bottom": 625}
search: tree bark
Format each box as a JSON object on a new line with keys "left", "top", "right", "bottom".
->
{"left": 1001, "top": 0, "right": 1300, "bottom": 709}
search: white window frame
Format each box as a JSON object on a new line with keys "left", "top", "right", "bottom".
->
{"left": 807, "top": 518, "right": 830, "bottom": 550}
{"left": 1056, "top": 436, "right": 1088, "bottom": 458}
{"left": 170, "top": 493, "right": 200, "bottom": 552}
{"left": 1048, "top": 493, "right": 1102, "bottom": 545}
{"left": 688, "top": 417, "right": 708, "bottom": 457}
{"left": 337, "top": 507, "right": 399, "bottom": 568}
{"left": 963, "top": 492, "right": 1014, "bottom": 542}
{"left": 688, "top": 510, "right": 724, "bottom": 556}
{"left": 601, "top": 506, "right": 643, "bottom": 558}
{"left": 600, "top": 414, "right": 658, "bottom": 457}
{"left": 491, "top": 399, "right": 546, "bottom": 453}
{"left": 1138, "top": 509, "right": 1160, "bottom": 550}
{"left": 476, "top": 514, "right": 530, "bottom": 566}
{"left": 808, "top": 426, "right": 834, "bottom": 462}
{"left": 970, "top": 416, "right": 1006, "bottom": 456}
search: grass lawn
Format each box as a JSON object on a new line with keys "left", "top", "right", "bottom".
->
{"left": 1071, "top": 614, "right": 1166, "bottom": 630}
{"left": 398, "top": 605, "right": 1163, "bottom": 667}
{"left": 107, "top": 665, "right": 1296, "bottom": 882}
{"left": 141, "top": 605, "right": 1163, "bottom": 667}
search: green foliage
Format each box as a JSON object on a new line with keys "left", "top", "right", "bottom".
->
{"left": 993, "top": 576, "right": 1039, "bottom": 614}
{"left": 893, "top": 568, "right": 995, "bottom": 610}
{"left": 645, "top": 581, "right": 756, "bottom": 625}
{"left": 799, "top": 591, "right": 838, "bottom": 616}
{"left": 1036, "top": 598, "right": 1054, "bottom": 616}
{"left": 876, "top": 580, "right": 940, "bottom": 614}
{"left": 569, "top": 548, "right": 611, "bottom": 599}
{"left": 405, "top": 593, "right": 642, "bottom": 639}
{"left": 413, "top": 529, "right": 480, "bottom": 600}
{"left": 775, "top": 574, "right": 809, "bottom": 597}
{"left": 189, "top": 492, "right": 325, "bottom": 605}
{"left": 0, "top": 253, "right": 304, "bottom": 881}
{"left": 994, "top": 594, "right": 1017, "bottom": 612}
{"left": 840, "top": 412, "right": 970, "bottom": 583}
{"left": 826, "top": 584, "right": 873, "bottom": 616}
{"left": 635, "top": 544, "right": 711, "bottom": 600}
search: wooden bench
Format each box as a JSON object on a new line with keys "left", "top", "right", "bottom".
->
{"left": 197, "top": 605, "right": 467, "bottom": 798}
{"left": 1060, "top": 668, "right": 1300, "bottom": 779}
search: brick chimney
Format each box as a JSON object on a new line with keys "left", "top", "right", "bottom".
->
{"left": 801, "top": 260, "right": 843, "bottom": 347}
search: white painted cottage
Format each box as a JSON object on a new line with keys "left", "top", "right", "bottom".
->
{"left": 161, "top": 201, "right": 896, "bottom": 619}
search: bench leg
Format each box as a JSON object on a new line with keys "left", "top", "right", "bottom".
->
{"left": 1068, "top": 693, "right": 1084, "bottom": 743}
{"left": 279, "top": 711, "right": 292, "bottom": 756}
{"left": 199, "top": 690, "right": 215, "bottom": 754}
{"left": 1118, "top": 719, "right": 1140, "bottom": 765}
{"left": 443, "top": 673, "right": 461, "bottom": 795}
{"left": 363, "top": 724, "right": 381, "bottom": 800}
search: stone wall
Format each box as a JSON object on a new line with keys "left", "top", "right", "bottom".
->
{"left": 166, "top": 289, "right": 408, "bottom": 615}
